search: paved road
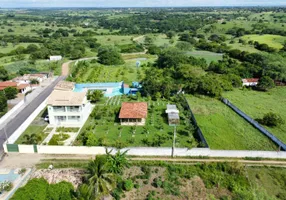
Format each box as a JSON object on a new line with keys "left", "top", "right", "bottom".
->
{"left": 0, "top": 76, "right": 66, "bottom": 154}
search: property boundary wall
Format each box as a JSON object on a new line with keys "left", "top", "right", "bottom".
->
{"left": 222, "top": 98, "right": 286, "bottom": 151}
{"left": 181, "top": 95, "right": 209, "bottom": 148}
{"left": 0, "top": 100, "right": 24, "bottom": 125}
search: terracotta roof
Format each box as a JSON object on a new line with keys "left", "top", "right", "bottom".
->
{"left": 119, "top": 102, "right": 148, "bottom": 119}
{"left": 54, "top": 81, "right": 75, "bottom": 91}
{"left": 242, "top": 78, "right": 259, "bottom": 83}
{"left": 47, "top": 90, "right": 87, "bottom": 106}
{"left": 0, "top": 81, "right": 18, "bottom": 90}
{"left": 17, "top": 84, "right": 30, "bottom": 90}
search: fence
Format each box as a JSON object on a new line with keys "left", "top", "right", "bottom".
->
{"left": 3, "top": 142, "right": 286, "bottom": 159}
{"left": 181, "top": 95, "right": 209, "bottom": 148}
{"left": 0, "top": 100, "right": 24, "bottom": 125}
{"left": 222, "top": 98, "right": 286, "bottom": 151}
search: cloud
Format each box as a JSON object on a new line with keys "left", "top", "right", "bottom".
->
{"left": 0, "top": 0, "right": 285, "bottom": 7}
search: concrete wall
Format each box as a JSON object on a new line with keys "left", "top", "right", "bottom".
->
{"left": 4, "top": 144, "right": 286, "bottom": 159}
{"left": 18, "top": 145, "right": 35, "bottom": 153}
{"left": 37, "top": 145, "right": 106, "bottom": 155}
{"left": 0, "top": 100, "right": 24, "bottom": 125}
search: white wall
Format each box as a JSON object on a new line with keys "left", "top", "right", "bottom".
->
{"left": 37, "top": 145, "right": 106, "bottom": 155}
{"left": 7, "top": 100, "right": 47, "bottom": 144}
{"left": 0, "top": 100, "right": 24, "bottom": 125}
{"left": 18, "top": 145, "right": 35, "bottom": 153}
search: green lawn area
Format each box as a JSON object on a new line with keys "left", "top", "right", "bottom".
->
{"left": 223, "top": 87, "right": 286, "bottom": 144}
{"left": 186, "top": 50, "right": 223, "bottom": 64}
{"left": 75, "top": 96, "right": 197, "bottom": 148}
{"left": 227, "top": 41, "right": 261, "bottom": 53}
{"left": 15, "top": 108, "right": 49, "bottom": 144}
{"left": 186, "top": 95, "right": 277, "bottom": 150}
{"left": 69, "top": 56, "right": 156, "bottom": 85}
{"left": 241, "top": 34, "right": 286, "bottom": 49}
{"left": 247, "top": 166, "right": 286, "bottom": 199}
{"left": 95, "top": 35, "right": 137, "bottom": 46}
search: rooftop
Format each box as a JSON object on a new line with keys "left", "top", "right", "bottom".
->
{"left": 242, "top": 78, "right": 259, "bottom": 83}
{"left": 119, "top": 102, "right": 148, "bottom": 119}
{"left": 47, "top": 90, "right": 87, "bottom": 106}
{"left": 166, "top": 104, "right": 179, "bottom": 114}
{"left": 54, "top": 81, "right": 75, "bottom": 91}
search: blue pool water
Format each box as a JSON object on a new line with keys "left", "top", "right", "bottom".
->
{"left": 0, "top": 170, "right": 19, "bottom": 183}
{"left": 74, "top": 82, "right": 124, "bottom": 97}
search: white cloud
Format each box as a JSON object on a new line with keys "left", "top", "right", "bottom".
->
{"left": 0, "top": 0, "right": 285, "bottom": 7}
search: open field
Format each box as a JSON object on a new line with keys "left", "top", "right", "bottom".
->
{"left": 95, "top": 35, "right": 137, "bottom": 45}
{"left": 247, "top": 166, "right": 286, "bottom": 198}
{"left": 186, "top": 95, "right": 277, "bottom": 150}
{"left": 223, "top": 87, "right": 286, "bottom": 144}
{"left": 75, "top": 96, "right": 197, "bottom": 148}
{"left": 0, "top": 43, "right": 39, "bottom": 54}
{"left": 241, "top": 34, "right": 286, "bottom": 49}
{"left": 186, "top": 50, "right": 223, "bottom": 64}
{"left": 227, "top": 41, "right": 261, "bottom": 53}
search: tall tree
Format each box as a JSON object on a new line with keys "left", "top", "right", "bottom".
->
{"left": 0, "top": 66, "right": 9, "bottom": 81}
{"left": 98, "top": 46, "right": 124, "bottom": 65}
{"left": 86, "top": 156, "right": 115, "bottom": 198}
{"left": 4, "top": 87, "right": 18, "bottom": 100}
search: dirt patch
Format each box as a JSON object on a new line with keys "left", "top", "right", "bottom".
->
{"left": 31, "top": 169, "right": 84, "bottom": 188}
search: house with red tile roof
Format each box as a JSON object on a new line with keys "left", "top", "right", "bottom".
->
{"left": 0, "top": 81, "right": 32, "bottom": 94}
{"left": 242, "top": 78, "right": 259, "bottom": 87}
{"left": 119, "top": 102, "right": 148, "bottom": 126}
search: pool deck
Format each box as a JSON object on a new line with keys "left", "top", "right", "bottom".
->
{"left": 0, "top": 168, "right": 32, "bottom": 200}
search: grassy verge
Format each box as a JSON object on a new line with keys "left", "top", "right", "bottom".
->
{"left": 186, "top": 95, "right": 278, "bottom": 150}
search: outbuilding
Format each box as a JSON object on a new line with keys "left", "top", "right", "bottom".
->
{"left": 119, "top": 102, "right": 148, "bottom": 126}
{"left": 166, "top": 104, "right": 180, "bottom": 126}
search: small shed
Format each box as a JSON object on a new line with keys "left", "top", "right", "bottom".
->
{"left": 119, "top": 102, "right": 148, "bottom": 126}
{"left": 166, "top": 104, "right": 179, "bottom": 126}
{"left": 50, "top": 55, "right": 62, "bottom": 61}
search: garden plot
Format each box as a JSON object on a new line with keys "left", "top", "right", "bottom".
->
{"left": 75, "top": 97, "right": 198, "bottom": 148}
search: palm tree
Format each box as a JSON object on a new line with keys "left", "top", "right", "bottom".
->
{"left": 77, "top": 184, "right": 92, "bottom": 200}
{"left": 23, "top": 134, "right": 41, "bottom": 144}
{"left": 106, "top": 149, "right": 130, "bottom": 175}
{"left": 86, "top": 156, "right": 115, "bottom": 199}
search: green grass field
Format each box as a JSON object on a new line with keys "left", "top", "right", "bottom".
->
{"left": 0, "top": 43, "right": 39, "bottom": 54}
{"left": 227, "top": 41, "right": 261, "bottom": 53}
{"left": 69, "top": 56, "right": 156, "bottom": 85}
{"left": 95, "top": 35, "right": 137, "bottom": 46}
{"left": 223, "top": 87, "right": 286, "bottom": 144}
{"left": 75, "top": 96, "right": 196, "bottom": 148}
{"left": 241, "top": 34, "right": 286, "bottom": 49}
{"left": 186, "top": 95, "right": 277, "bottom": 150}
{"left": 247, "top": 166, "right": 286, "bottom": 198}
{"left": 186, "top": 50, "right": 223, "bottom": 64}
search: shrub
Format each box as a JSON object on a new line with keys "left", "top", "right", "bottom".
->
{"left": 123, "top": 179, "right": 134, "bottom": 191}
{"left": 257, "top": 112, "right": 284, "bottom": 127}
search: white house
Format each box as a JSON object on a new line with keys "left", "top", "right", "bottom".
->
{"left": 242, "top": 78, "right": 259, "bottom": 87}
{"left": 50, "top": 55, "right": 63, "bottom": 61}
{"left": 13, "top": 74, "right": 47, "bottom": 84}
{"left": 166, "top": 104, "right": 180, "bottom": 126}
{"left": 47, "top": 90, "right": 92, "bottom": 126}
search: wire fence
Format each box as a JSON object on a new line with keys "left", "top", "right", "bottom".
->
{"left": 222, "top": 98, "right": 286, "bottom": 151}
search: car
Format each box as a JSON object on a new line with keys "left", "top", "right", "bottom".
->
{"left": 44, "top": 115, "right": 49, "bottom": 122}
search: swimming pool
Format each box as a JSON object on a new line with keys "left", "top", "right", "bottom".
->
{"left": 0, "top": 170, "right": 19, "bottom": 183}
{"left": 74, "top": 82, "right": 124, "bottom": 97}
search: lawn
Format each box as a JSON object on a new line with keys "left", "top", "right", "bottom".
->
{"left": 247, "top": 166, "right": 286, "bottom": 198}
{"left": 69, "top": 56, "right": 156, "bottom": 85}
{"left": 186, "top": 50, "right": 223, "bottom": 64}
{"left": 75, "top": 96, "right": 197, "bottom": 148}
{"left": 223, "top": 87, "right": 286, "bottom": 144}
{"left": 95, "top": 35, "right": 137, "bottom": 46}
{"left": 15, "top": 108, "right": 49, "bottom": 144}
{"left": 186, "top": 95, "right": 277, "bottom": 150}
{"left": 241, "top": 34, "right": 286, "bottom": 49}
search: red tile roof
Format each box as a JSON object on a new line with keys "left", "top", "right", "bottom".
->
{"left": 242, "top": 78, "right": 259, "bottom": 83}
{"left": 119, "top": 102, "right": 148, "bottom": 119}
{"left": 0, "top": 81, "right": 18, "bottom": 90}
{"left": 17, "top": 84, "right": 30, "bottom": 90}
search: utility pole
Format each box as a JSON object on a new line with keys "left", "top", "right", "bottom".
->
{"left": 171, "top": 126, "right": 176, "bottom": 158}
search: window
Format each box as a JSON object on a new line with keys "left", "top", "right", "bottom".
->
{"left": 55, "top": 116, "right": 66, "bottom": 122}
{"left": 68, "top": 116, "right": 80, "bottom": 121}
{"left": 53, "top": 106, "right": 65, "bottom": 112}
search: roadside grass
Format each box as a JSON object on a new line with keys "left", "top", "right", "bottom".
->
{"left": 75, "top": 96, "right": 196, "bottom": 148}
{"left": 241, "top": 34, "right": 286, "bottom": 49}
{"left": 247, "top": 166, "right": 286, "bottom": 198}
{"left": 186, "top": 50, "right": 223, "bottom": 64}
{"left": 15, "top": 108, "right": 49, "bottom": 144}
{"left": 223, "top": 87, "right": 286, "bottom": 144}
{"left": 186, "top": 95, "right": 277, "bottom": 150}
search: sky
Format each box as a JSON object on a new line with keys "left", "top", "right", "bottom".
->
{"left": 0, "top": 0, "right": 286, "bottom": 8}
